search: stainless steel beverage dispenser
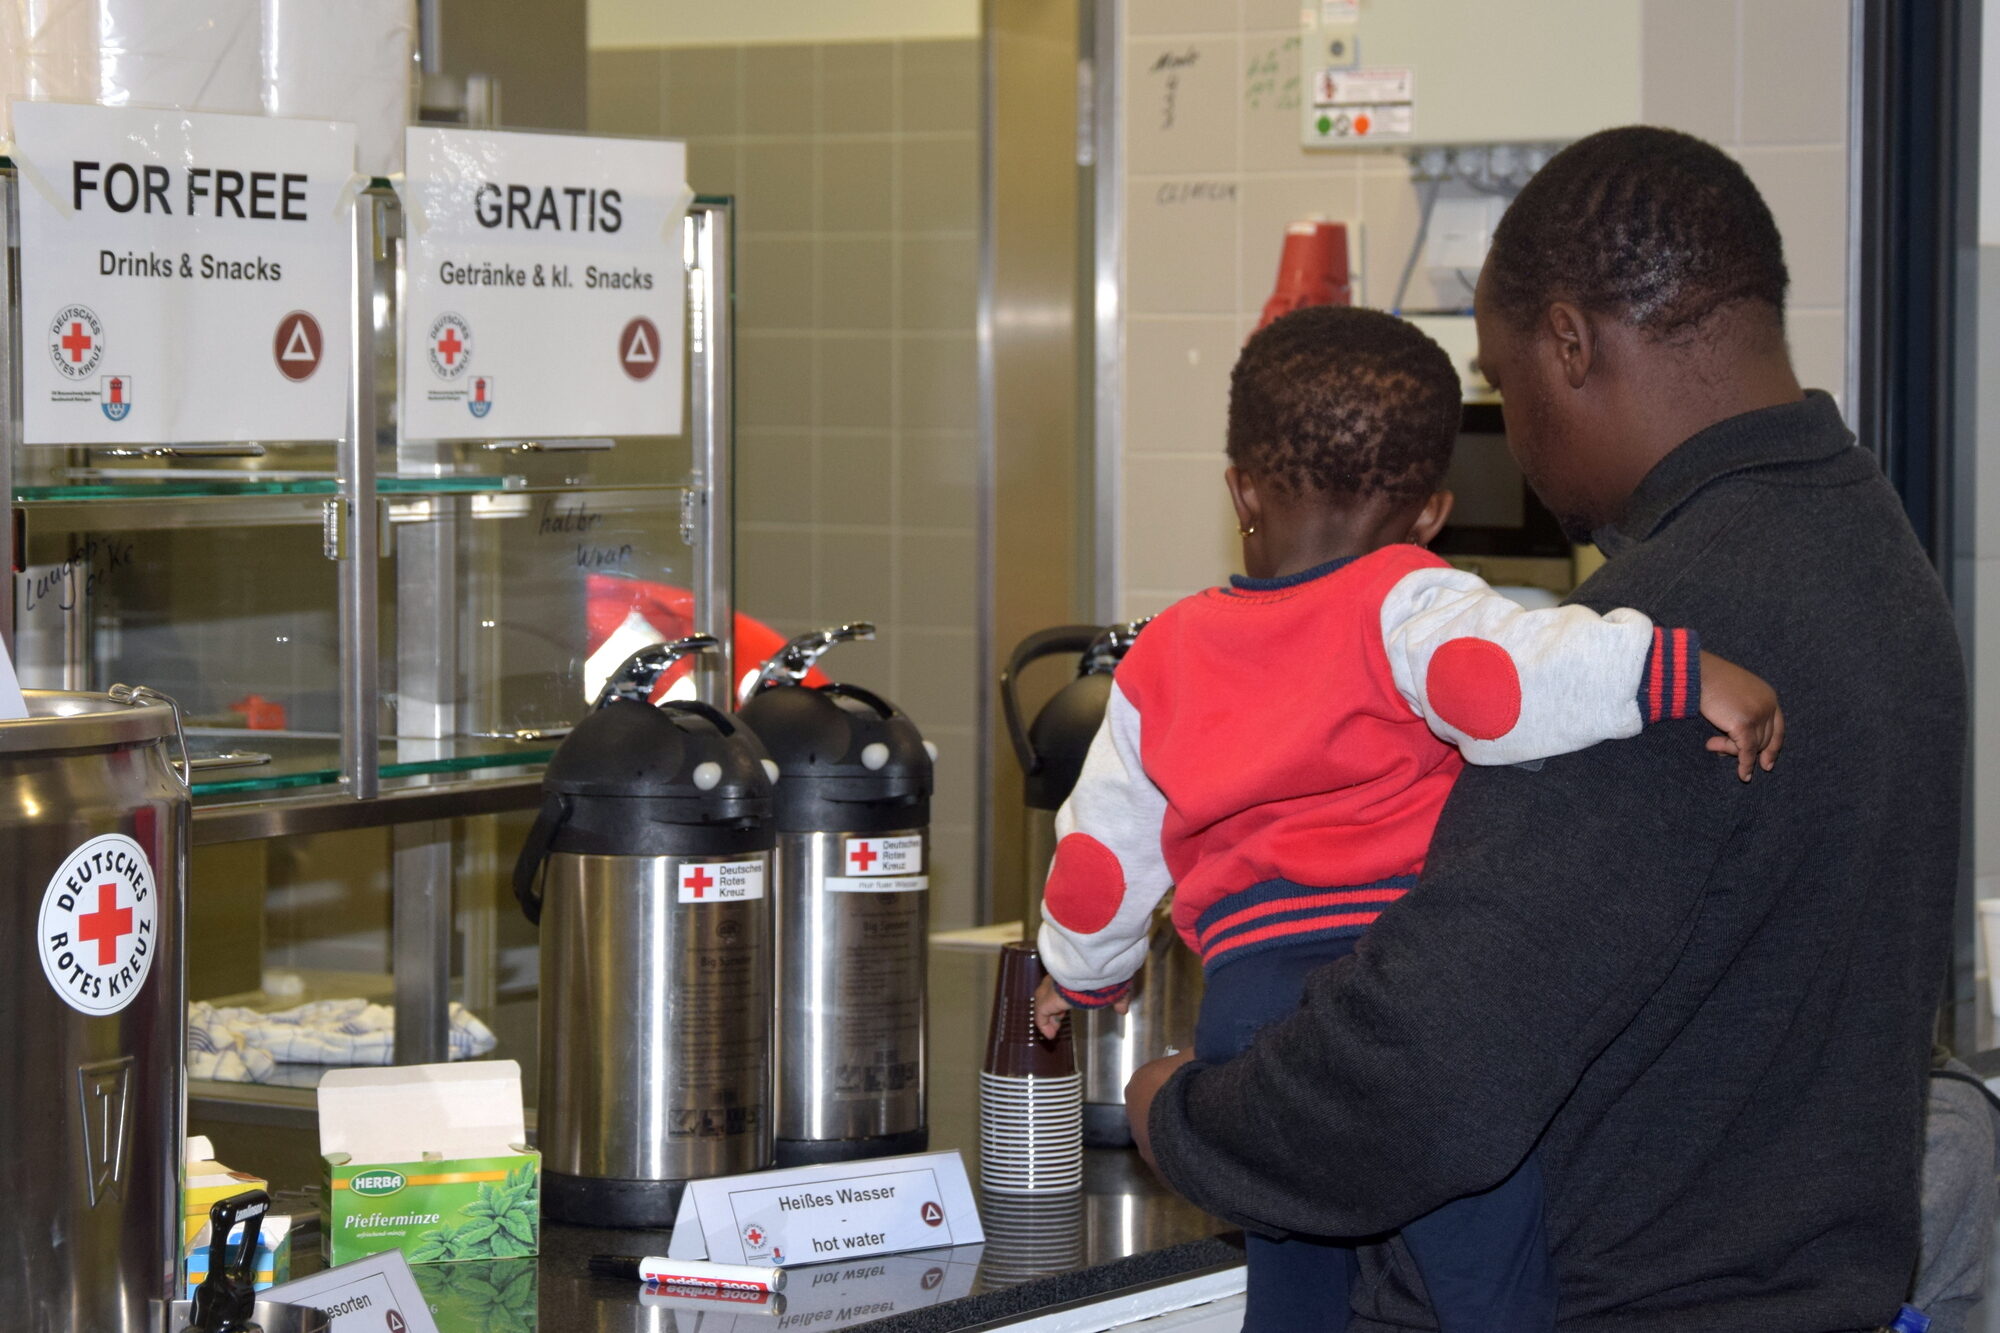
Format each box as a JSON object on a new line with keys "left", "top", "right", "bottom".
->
{"left": 0, "top": 687, "right": 189, "bottom": 1333}
{"left": 513, "top": 637, "right": 777, "bottom": 1226}
{"left": 737, "top": 624, "right": 934, "bottom": 1167}
{"left": 1000, "top": 623, "right": 1201, "bottom": 1148}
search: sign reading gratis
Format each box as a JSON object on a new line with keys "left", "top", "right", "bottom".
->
{"left": 399, "top": 127, "right": 689, "bottom": 442}
{"left": 10, "top": 101, "right": 357, "bottom": 445}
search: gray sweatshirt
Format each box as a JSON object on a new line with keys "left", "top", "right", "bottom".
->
{"left": 1148, "top": 392, "right": 1967, "bottom": 1332}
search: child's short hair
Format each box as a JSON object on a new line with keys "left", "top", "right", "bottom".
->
{"left": 1226, "top": 306, "right": 1461, "bottom": 501}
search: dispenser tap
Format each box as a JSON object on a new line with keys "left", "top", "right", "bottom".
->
{"left": 1081, "top": 617, "right": 1152, "bottom": 675}
{"left": 595, "top": 634, "right": 721, "bottom": 708}
{"left": 739, "top": 622, "right": 876, "bottom": 704}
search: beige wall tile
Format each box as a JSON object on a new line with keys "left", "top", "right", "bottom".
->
{"left": 1239, "top": 31, "right": 1318, "bottom": 175}
{"left": 739, "top": 333, "right": 814, "bottom": 428}
{"left": 813, "top": 530, "right": 896, "bottom": 625}
{"left": 736, "top": 431, "right": 814, "bottom": 525}
{"left": 1123, "top": 589, "right": 1187, "bottom": 621}
{"left": 896, "top": 430, "right": 980, "bottom": 529}
{"left": 818, "top": 236, "right": 894, "bottom": 330}
{"left": 587, "top": 49, "right": 664, "bottom": 135}
{"left": 1640, "top": 0, "right": 1738, "bottom": 145}
{"left": 1740, "top": 0, "right": 1847, "bottom": 145}
{"left": 1979, "top": 250, "right": 2000, "bottom": 552}
{"left": 822, "top": 139, "right": 896, "bottom": 232}
{"left": 738, "top": 523, "right": 814, "bottom": 623}
{"left": 1238, "top": 173, "right": 1363, "bottom": 312}
{"left": 1129, "top": 0, "right": 1241, "bottom": 37}
{"left": 1784, "top": 309, "right": 1845, "bottom": 398}
{"left": 898, "top": 235, "right": 978, "bottom": 330}
{"left": 1121, "top": 455, "right": 1239, "bottom": 593}
{"left": 928, "top": 820, "right": 978, "bottom": 927}
{"left": 663, "top": 45, "right": 741, "bottom": 138}
{"left": 898, "top": 531, "right": 979, "bottom": 628}
{"left": 808, "top": 622, "right": 895, "bottom": 692}
{"left": 897, "top": 135, "right": 980, "bottom": 233}
{"left": 1734, "top": 146, "right": 1848, "bottom": 311}
{"left": 1127, "top": 36, "right": 1241, "bottom": 177}
{"left": 1124, "top": 317, "right": 1238, "bottom": 456}
{"left": 738, "top": 236, "right": 816, "bottom": 332}
{"left": 744, "top": 44, "right": 817, "bottom": 135}
{"left": 891, "top": 629, "right": 979, "bottom": 733}
{"left": 818, "top": 335, "right": 894, "bottom": 430}
{"left": 820, "top": 42, "right": 895, "bottom": 133}
{"left": 817, "top": 432, "right": 894, "bottom": 528}
{"left": 1241, "top": 0, "right": 1298, "bottom": 30}
{"left": 1126, "top": 178, "right": 1238, "bottom": 314}
{"left": 686, "top": 140, "right": 741, "bottom": 199}
{"left": 739, "top": 139, "right": 816, "bottom": 233}
{"left": 1358, "top": 171, "right": 1468, "bottom": 312}
{"left": 899, "top": 332, "right": 979, "bottom": 429}
{"left": 899, "top": 39, "right": 979, "bottom": 135}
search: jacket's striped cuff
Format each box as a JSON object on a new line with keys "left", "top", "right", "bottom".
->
{"left": 1055, "top": 979, "right": 1132, "bottom": 1009}
{"left": 1641, "top": 628, "right": 1702, "bottom": 722}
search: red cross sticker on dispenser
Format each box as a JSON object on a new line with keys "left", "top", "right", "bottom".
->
{"left": 677, "top": 859, "right": 767, "bottom": 904}
{"left": 427, "top": 312, "right": 474, "bottom": 381}
{"left": 841, "top": 834, "right": 924, "bottom": 881}
{"left": 37, "top": 832, "right": 158, "bottom": 1016}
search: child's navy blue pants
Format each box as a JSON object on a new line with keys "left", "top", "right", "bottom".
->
{"left": 1193, "top": 938, "right": 1557, "bottom": 1333}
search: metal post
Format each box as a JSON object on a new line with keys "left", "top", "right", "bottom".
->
{"left": 0, "top": 172, "right": 16, "bottom": 656}
{"left": 338, "top": 191, "right": 382, "bottom": 800}
{"left": 393, "top": 820, "right": 454, "bottom": 1066}
{"left": 687, "top": 202, "right": 734, "bottom": 709}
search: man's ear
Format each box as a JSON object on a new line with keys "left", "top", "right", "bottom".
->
{"left": 1545, "top": 300, "right": 1595, "bottom": 390}
{"left": 1225, "top": 466, "right": 1262, "bottom": 531}
{"left": 1408, "top": 490, "right": 1455, "bottom": 546}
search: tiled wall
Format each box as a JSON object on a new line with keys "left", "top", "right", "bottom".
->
{"left": 586, "top": 40, "right": 985, "bottom": 925}
{"left": 1112, "top": 0, "right": 1854, "bottom": 618}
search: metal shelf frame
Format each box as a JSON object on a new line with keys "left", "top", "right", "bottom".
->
{"left": 0, "top": 162, "right": 735, "bottom": 1074}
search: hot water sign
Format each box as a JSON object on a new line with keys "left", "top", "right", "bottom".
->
{"left": 38, "top": 834, "right": 158, "bottom": 1016}
{"left": 10, "top": 102, "right": 356, "bottom": 444}
{"left": 400, "top": 127, "right": 689, "bottom": 441}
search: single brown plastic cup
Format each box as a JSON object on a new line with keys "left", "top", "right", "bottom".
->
{"left": 983, "top": 942, "right": 1077, "bottom": 1078}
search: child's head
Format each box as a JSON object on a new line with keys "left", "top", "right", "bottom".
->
{"left": 1226, "top": 306, "right": 1461, "bottom": 567}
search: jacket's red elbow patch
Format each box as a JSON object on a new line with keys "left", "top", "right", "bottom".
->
{"left": 1044, "top": 833, "right": 1127, "bottom": 934}
{"left": 1426, "top": 637, "right": 1523, "bottom": 740}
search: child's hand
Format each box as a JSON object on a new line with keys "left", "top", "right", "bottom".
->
{"left": 1698, "top": 650, "right": 1785, "bottom": 782}
{"left": 1033, "top": 974, "right": 1130, "bottom": 1040}
{"left": 1033, "top": 975, "right": 1070, "bottom": 1041}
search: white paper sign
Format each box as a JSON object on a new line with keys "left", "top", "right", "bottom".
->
{"left": 834, "top": 833, "right": 927, "bottom": 893}
{"left": 227, "top": 1249, "right": 439, "bottom": 1333}
{"left": 669, "top": 1151, "right": 983, "bottom": 1268}
{"left": 11, "top": 102, "right": 357, "bottom": 445}
{"left": 400, "top": 127, "right": 688, "bottom": 441}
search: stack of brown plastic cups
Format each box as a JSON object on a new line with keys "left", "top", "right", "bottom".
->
{"left": 979, "top": 943, "right": 1084, "bottom": 1195}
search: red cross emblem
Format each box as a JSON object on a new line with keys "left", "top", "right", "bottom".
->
{"left": 743, "top": 1225, "right": 765, "bottom": 1247}
{"left": 849, "top": 842, "right": 878, "bottom": 872}
{"left": 76, "top": 882, "right": 133, "bottom": 966}
{"left": 61, "top": 321, "right": 93, "bottom": 362}
{"left": 684, "top": 866, "right": 714, "bottom": 898}
{"left": 436, "top": 327, "right": 463, "bottom": 365}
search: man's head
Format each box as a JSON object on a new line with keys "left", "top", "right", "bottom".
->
{"left": 1475, "top": 126, "right": 1798, "bottom": 538}
{"left": 1225, "top": 306, "right": 1461, "bottom": 561}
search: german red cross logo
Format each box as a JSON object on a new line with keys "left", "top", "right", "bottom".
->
{"left": 48, "top": 304, "right": 103, "bottom": 379}
{"left": 426, "top": 312, "right": 474, "bottom": 381}
{"left": 38, "top": 833, "right": 157, "bottom": 1017}
{"left": 683, "top": 866, "right": 715, "bottom": 898}
{"left": 743, "top": 1224, "right": 766, "bottom": 1248}
{"left": 849, "top": 841, "right": 878, "bottom": 872}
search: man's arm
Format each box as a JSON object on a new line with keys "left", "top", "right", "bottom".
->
{"left": 1144, "top": 726, "right": 1740, "bottom": 1238}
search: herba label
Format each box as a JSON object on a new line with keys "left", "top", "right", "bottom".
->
{"left": 39, "top": 833, "right": 157, "bottom": 1016}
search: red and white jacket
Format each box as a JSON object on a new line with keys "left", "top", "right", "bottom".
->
{"left": 1036, "top": 543, "right": 1699, "bottom": 1006}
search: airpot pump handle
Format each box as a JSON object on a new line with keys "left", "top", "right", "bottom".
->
{"left": 594, "top": 634, "right": 722, "bottom": 709}
{"left": 739, "top": 622, "right": 877, "bottom": 705}
{"left": 999, "top": 626, "right": 1104, "bottom": 777}
{"left": 186, "top": 1187, "right": 271, "bottom": 1333}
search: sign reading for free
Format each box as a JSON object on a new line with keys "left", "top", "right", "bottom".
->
{"left": 399, "top": 127, "right": 689, "bottom": 442}
{"left": 10, "top": 101, "right": 357, "bottom": 444}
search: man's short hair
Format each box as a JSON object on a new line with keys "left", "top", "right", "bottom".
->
{"left": 1485, "top": 125, "right": 1790, "bottom": 339}
{"left": 1227, "top": 306, "right": 1461, "bottom": 502}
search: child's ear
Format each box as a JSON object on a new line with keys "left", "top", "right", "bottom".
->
{"left": 1225, "top": 466, "right": 1261, "bottom": 532}
{"left": 1409, "top": 490, "right": 1455, "bottom": 546}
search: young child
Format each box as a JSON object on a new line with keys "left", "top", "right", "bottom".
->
{"left": 1032, "top": 306, "right": 1783, "bottom": 1333}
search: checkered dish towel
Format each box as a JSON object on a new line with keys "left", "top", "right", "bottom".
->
{"left": 188, "top": 998, "right": 499, "bottom": 1083}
